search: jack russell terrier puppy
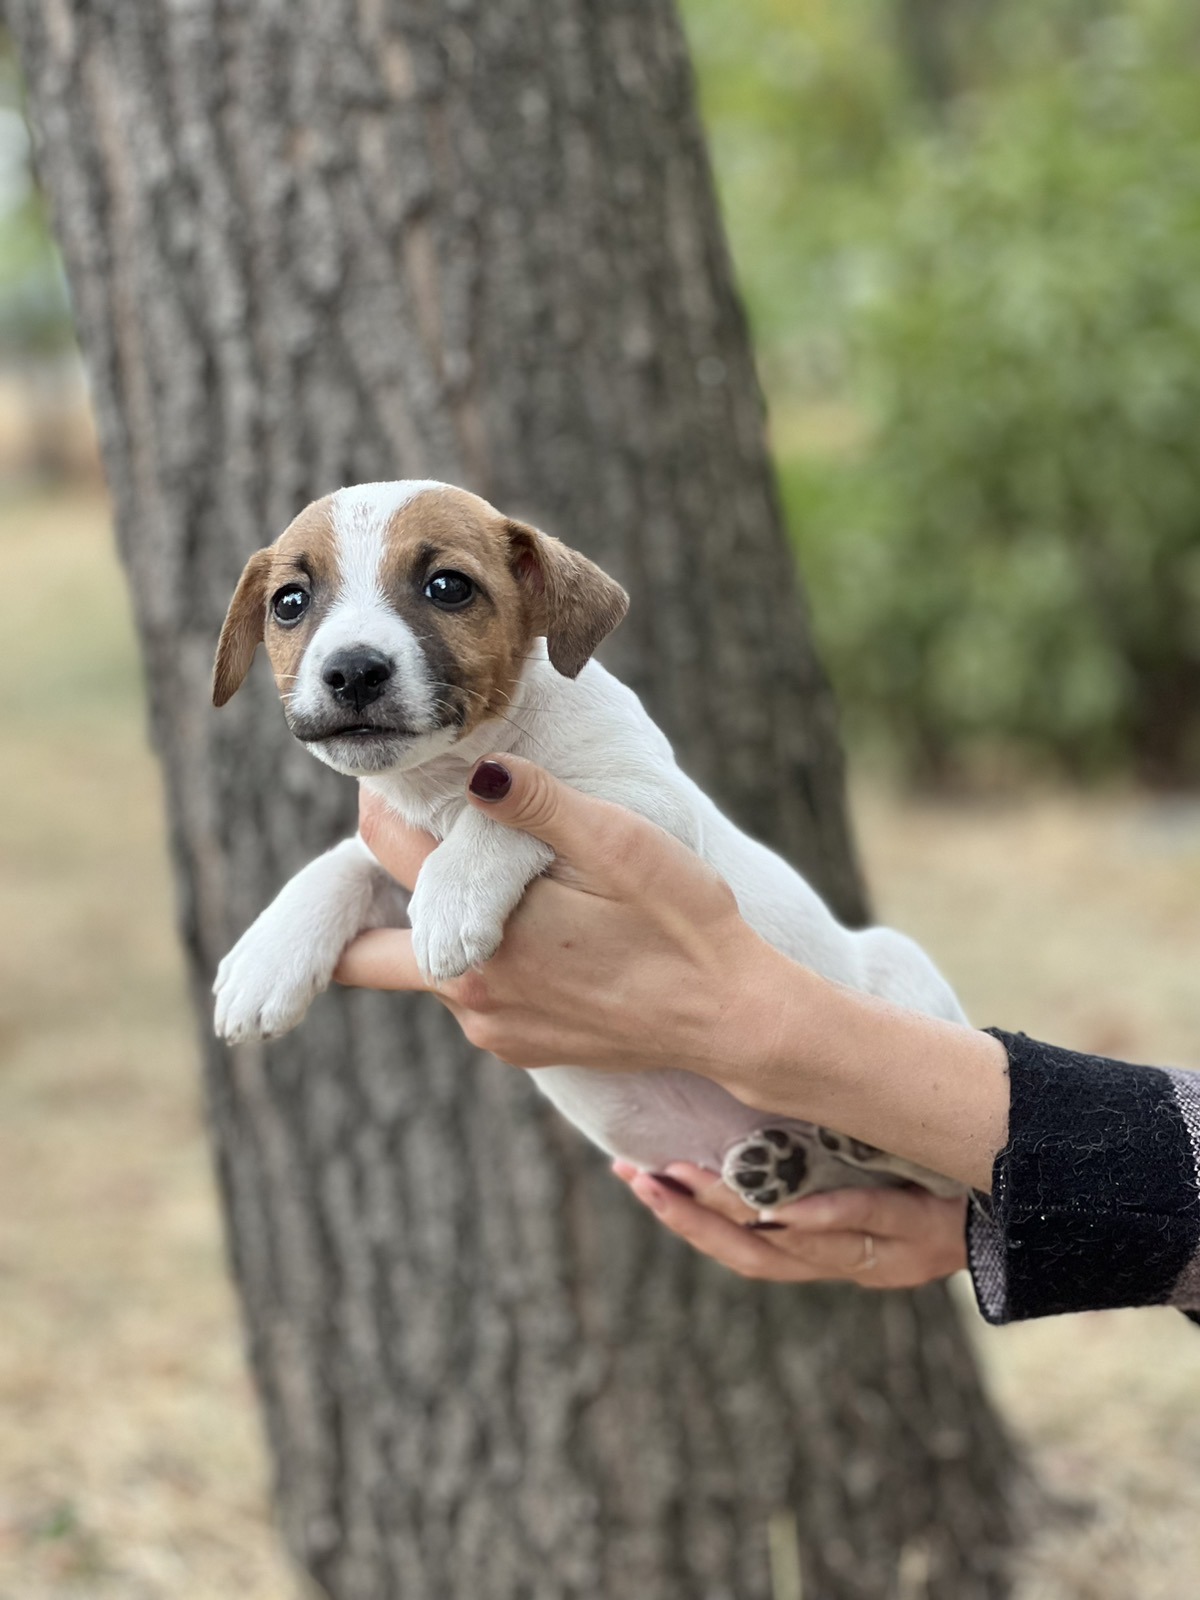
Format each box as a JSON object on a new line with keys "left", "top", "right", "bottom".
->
{"left": 212, "top": 480, "right": 965, "bottom": 1208}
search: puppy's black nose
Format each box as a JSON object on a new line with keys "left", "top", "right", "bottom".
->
{"left": 323, "top": 648, "right": 393, "bottom": 713}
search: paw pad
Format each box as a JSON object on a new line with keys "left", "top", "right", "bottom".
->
{"left": 722, "top": 1127, "right": 811, "bottom": 1210}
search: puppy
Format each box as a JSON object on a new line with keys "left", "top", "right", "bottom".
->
{"left": 212, "top": 481, "right": 965, "bottom": 1208}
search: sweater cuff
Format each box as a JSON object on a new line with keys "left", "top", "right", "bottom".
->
{"left": 966, "top": 1031, "right": 1200, "bottom": 1323}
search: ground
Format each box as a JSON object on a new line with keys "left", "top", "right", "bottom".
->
{"left": 2, "top": 488, "right": 1199, "bottom": 1598}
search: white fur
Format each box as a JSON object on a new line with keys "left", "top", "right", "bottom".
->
{"left": 214, "top": 483, "right": 969, "bottom": 1196}
{"left": 405, "top": 808, "right": 554, "bottom": 984}
{"left": 287, "top": 480, "right": 447, "bottom": 751}
{"left": 213, "top": 836, "right": 404, "bottom": 1042}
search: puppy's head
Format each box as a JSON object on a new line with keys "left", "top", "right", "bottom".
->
{"left": 213, "top": 481, "right": 628, "bottom": 776}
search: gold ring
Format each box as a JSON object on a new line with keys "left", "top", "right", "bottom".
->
{"left": 858, "top": 1232, "right": 877, "bottom": 1271}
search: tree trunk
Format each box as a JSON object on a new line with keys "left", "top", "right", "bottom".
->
{"left": 13, "top": 2, "right": 1021, "bottom": 1595}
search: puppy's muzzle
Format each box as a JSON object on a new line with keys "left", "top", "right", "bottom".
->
{"left": 323, "top": 647, "right": 393, "bottom": 714}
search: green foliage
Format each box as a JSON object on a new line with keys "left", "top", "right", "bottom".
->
{"left": 0, "top": 34, "right": 72, "bottom": 357}
{"left": 683, "top": 0, "right": 904, "bottom": 383}
{"left": 685, "top": 0, "right": 1200, "bottom": 783}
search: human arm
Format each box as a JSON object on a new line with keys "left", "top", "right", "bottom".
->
{"left": 612, "top": 1030, "right": 1200, "bottom": 1319}
{"left": 336, "top": 756, "right": 1200, "bottom": 1321}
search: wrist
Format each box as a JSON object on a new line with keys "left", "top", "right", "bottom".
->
{"left": 703, "top": 935, "right": 831, "bottom": 1113}
{"left": 701, "top": 941, "right": 1010, "bottom": 1193}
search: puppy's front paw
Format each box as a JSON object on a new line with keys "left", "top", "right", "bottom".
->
{"left": 212, "top": 922, "right": 333, "bottom": 1043}
{"left": 407, "top": 874, "right": 506, "bottom": 985}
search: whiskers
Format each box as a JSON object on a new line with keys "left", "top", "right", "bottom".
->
{"left": 435, "top": 680, "right": 552, "bottom": 759}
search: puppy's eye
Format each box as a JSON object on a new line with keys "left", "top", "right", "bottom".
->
{"left": 271, "top": 584, "right": 310, "bottom": 625}
{"left": 424, "top": 570, "right": 475, "bottom": 609}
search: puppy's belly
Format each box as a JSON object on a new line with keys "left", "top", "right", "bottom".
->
{"left": 527, "top": 1065, "right": 775, "bottom": 1172}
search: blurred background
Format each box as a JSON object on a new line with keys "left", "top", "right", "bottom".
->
{"left": 2, "top": 1, "right": 1200, "bottom": 1595}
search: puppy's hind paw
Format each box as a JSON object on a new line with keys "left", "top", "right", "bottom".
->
{"left": 722, "top": 1127, "right": 813, "bottom": 1210}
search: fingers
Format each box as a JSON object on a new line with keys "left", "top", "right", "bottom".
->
{"left": 614, "top": 1164, "right": 969, "bottom": 1287}
{"left": 662, "top": 1162, "right": 758, "bottom": 1224}
{"left": 624, "top": 1171, "right": 813, "bottom": 1282}
{"left": 765, "top": 1187, "right": 969, "bottom": 1282}
{"left": 358, "top": 788, "right": 437, "bottom": 891}
{"left": 769, "top": 1183, "right": 963, "bottom": 1240}
{"left": 611, "top": 1159, "right": 759, "bottom": 1224}
{"left": 760, "top": 1225, "right": 886, "bottom": 1275}
{"left": 334, "top": 928, "right": 431, "bottom": 991}
{"left": 464, "top": 753, "right": 641, "bottom": 871}
{"left": 660, "top": 1165, "right": 953, "bottom": 1242}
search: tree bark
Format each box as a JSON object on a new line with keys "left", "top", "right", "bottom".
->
{"left": 13, "top": 2, "right": 1021, "bottom": 1596}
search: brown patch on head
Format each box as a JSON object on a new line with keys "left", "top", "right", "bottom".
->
{"left": 373, "top": 486, "right": 628, "bottom": 735}
{"left": 258, "top": 500, "right": 340, "bottom": 700}
{"left": 372, "top": 487, "right": 538, "bottom": 734}
{"left": 212, "top": 548, "right": 273, "bottom": 707}
{"left": 212, "top": 499, "right": 340, "bottom": 706}
{"left": 504, "top": 521, "right": 629, "bottom": 679}
{"left": 214, "top": 483, "right": 629, "bottom": 748}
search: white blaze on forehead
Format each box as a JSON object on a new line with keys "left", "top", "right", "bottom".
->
{"left": 291, "top": 480, "right": 451, "bottom": 730}
{"left": 329, "top": 479, "right": 450, "bottom": 607}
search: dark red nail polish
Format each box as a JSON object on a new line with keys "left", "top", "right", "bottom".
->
{"left": 649, "top": 1172, "right": 694, "bottom": 1198}
{"left": 469, "top": 760, "right": 512, "bottom": 801}
{"left": 745, "top": 1220, "right": 786, "bottom": 1232}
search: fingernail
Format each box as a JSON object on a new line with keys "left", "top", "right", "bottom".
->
{"left": 469, "top": 760, "right": 512, "bottom": 801}
{"left": 636, "top": 1180, "right": 667, "bottom": 1212}
{"left": 649, "top": 1172, "right": 694, "bottom": 1198}
{"left": 745, "top": 1220, "right": 786, "bottom": 1232}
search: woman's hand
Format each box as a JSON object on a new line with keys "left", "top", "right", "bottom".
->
{"left": 335, "top": 756, "right": 789, "bottom": 1084}
{"left": 615, "top": 1161, "right": 969, "bottom": 1288}
{"left": 335, "top": 753, "right": 1009, "bottom": 1193}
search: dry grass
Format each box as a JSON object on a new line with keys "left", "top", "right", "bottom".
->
{"left": 857, "top": 790, "right": 1200, "bottom": 1598}
{"left": 0, "top": 489, "right": 288, "bottom": 1599}
{"left": 1, "top": 487, "right": 1199, "bottom": 1598}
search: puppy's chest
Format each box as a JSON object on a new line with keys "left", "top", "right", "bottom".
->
{"left": 369, "top": 777, "right": 468, "bottom": 842}
{"left": 367, "top": 671, "right": 695, "bottom": 848}
{"left": 362, "top": 745, "right": 484, "bottom": 836}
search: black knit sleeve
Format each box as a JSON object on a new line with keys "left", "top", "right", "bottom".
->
{"left": 966, "top": 1030, "right": 1200, "bottom": 1324}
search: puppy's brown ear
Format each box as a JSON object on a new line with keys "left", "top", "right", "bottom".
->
{"left": 213, "top": 548, "right": 273, "bottom": 707}
{"left": 507, "top": 522, "right": 629, "bottom": 679}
